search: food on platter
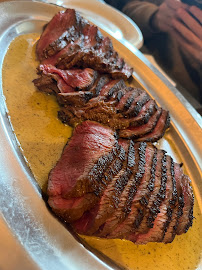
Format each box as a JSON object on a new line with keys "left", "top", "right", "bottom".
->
{"left": 47, "top": 121, "right": 194, "bottom": 244}
{"left": 34, "top": 64, "right": 170, "bottom": 142}
{"left": 32, "top": 8, "right": 194, "bottom": 246}
{"left": 36, "top": 8, "right": 133, "bottom": 80}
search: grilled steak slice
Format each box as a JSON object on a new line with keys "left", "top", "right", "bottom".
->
{"left": 100, "top": 142, "right": 155, "bottom": 239}
{"left": 47, "top": 120, "right": 116, "bottom": 199}
{"left": 36, "top": 9, "right": 83, "bottom": 61}
{"left": 176, "top": 175, "right": 194, "bottom": 234}
{"left": 48, "top": 193, "right": 97, "bottom": 222}
{"left": 72, "top": 141, "right": 129, "bottom": 235}
{"left": 131, "top": 110, "right": 170, "bottom": 142}
{"left": 119, "top": 108, "right": 162, "bottom": 139}
{"left": 33, "top": 65, "right": 98, "bottom": 95}
{"left": 36, "top": 9, "right": 133, "bottom": 79}
{"left": 33, "top": 64, "right": 170, "bottom": 142}
{"left": 47, "top": 121, "right": 194, "bottom": 244}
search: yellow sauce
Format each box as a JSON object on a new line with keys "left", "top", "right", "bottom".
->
{"left": 2, "top": 34, "right": 202, "bottom": 270}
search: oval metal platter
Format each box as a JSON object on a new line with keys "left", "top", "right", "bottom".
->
{"left": 0, "top": 1, "right": 201, "bottom": 270}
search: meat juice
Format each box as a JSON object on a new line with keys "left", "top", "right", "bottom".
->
{"left": 2, "top": 34, "right": 202, "bottom": 270}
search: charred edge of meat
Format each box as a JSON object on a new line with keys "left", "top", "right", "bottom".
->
{"left": 123, "top": 93, "right": 136, "bottom": 112}
{"left": 87, "top": 142, "right": 121, "bottom": 196}
{"left": 161, "top": 158, "right": 178, "bottom": 240}
{"left": 123, "top": 100, "right": 157, "bottom": 128}
{"left": 118, "top": 108, "right": 162, "bottom": 140}
{"left": 109, "top": 140, "right": 136, "bottom": 207}
{"left": 95, "top": 141, "right": 137, "bottom": 237}
{"left": 123, "top": 142, "right": 147, "bottom": 217}
{"left": 172, "top": 192, "right": 184, "bottom": 239}
{"left": 57, "top": 91, "right": 94, "bottom": 106}
{"left": 45, "top": 13, "right": 87, "bottom": 57}
{"left": 107, "top": 79, "right": 126, "bottom": 99}
{"left": 133, "top": 148, "right": 157, "bottom": 229}
{"left": 134, "top": 100, "right": 158, "bottom": 127}
{"left": 129, "top": 93, "right": 150, "bottom": 117}
{"left": 127, "top": 140, "right": 136, "bottom": 169}
{"left": 185, "top": 202, "right": 194, "bottom": 233}
{"left": 147, "top": 151, "right": 167, "bottom": 228}
{"left": 137, "top": 110, "right": 170, "bottom": 143}
{"left": 58, "top": 109, "right": 80, "bottom": 126}
{"left": 94, "top": 75, "right": 110, "bottom": 97}
{"left": 94, "top": 145, "right": 126, "bottom": 196}
{"left": 32, "top": 74, "right": 59, "bottom": 94}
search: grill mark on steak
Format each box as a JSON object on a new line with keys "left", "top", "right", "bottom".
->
{"left": 92, "top": 145, "right": 125, "bottom": 196}
{"left": 107, "top": 79, "right": 126, "bottom": 100}
{"left": 87, "top": 142, "right": 121, "bottom": 195}
{"left": 147, "top": 151, "right": 167, "bottom": 228}
{"left": 163, "top": 162, "right": 184, "bottom": 242}
{"left": 125, "top": 99, "right": 158, "bottom": 126}
{"left": 76, "top": 141, "right": 130, "bottom": 235}
{"left": 141, "top": 155, "right": 174, "bottom": 243}
{"left": 37, "top": 9, "right": 79, "bottom": 61}
{"left": 37, "top": 9, "right": 133, "bottom": 79}
{"left": 135, "top": 109, "right": 170, "bottom": 142}
{"left": 121, "top": 149, "right": 164, "bottom": 237}
{"left": 105, "top": 142, "right": 147, "bottom": 238}
{"left": 126, "top": 92, "right": 150, "bottom": 117}
{"left": 91, "top": 141, "right": 135, "bottom": 235}
{"left": 107, "top": 144, "right": 155, "bottom": 239}
{"left": 161, "top": 158, "right": 178, "bottom": 240}
{"left": 119, "top": 107, "right": 162, "bottom": 139}
{"left": 44, "top": 12, "right": 87, "bottom": 58}
{"left": 132, "top": 147, "right": 158, "bottom": 229}
{"left": 116, "top": 88, "right": 141, "bottom": 112}
{"left": 97, "top": 143, "right": 138, "bottom": 236}
{"left": 93, "top": 75, "right": 110, "bottom": 97}
{"left": 176, "top": 175, "right": 194, "bottom": 234}
{"left": 123, "top": 142, "right": 147, "bottom": 216}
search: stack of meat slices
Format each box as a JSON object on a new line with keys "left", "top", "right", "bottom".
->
{"left": 34, "top": 8, "right": 170, "bottom": 142}
{"left": 33, "top": 64, "right": 170, "bottom": 142}
{"left": 36, "top": 8, "right": 133, "bottom": 80}
{"left": 47, "top": 121, "right": 194, "bottom": 244}
{"left": 34, "top": 9, "right": 194, "bottom": 244}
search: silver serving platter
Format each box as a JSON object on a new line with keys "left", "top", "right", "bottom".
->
{"left": 0, "top": 1, "right": 201, "bottom": 270}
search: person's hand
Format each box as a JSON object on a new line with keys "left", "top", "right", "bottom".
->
{"left": 171, "top": 6, "right": 202, "bottom": 67}
{"left": 151, "top": 0, "right": 202, "bottom": 69}
{"left": 151, "top": 0, "right": 189, "bottom": 32}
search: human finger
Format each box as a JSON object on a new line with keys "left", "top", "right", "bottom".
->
{"left": 189, "top": 5, "right": 202, "bottom": 24}
{"left": 165, "top": 0, "right": 189, "bottom": 10}
{"left": 176, "top": 8, "right": 202, "bottom": 39}
{"left": 172, "top": 18, "right": 202, "bottom": 46}
{"left": 171, "top": 29, "right": 202, "bottom": 64}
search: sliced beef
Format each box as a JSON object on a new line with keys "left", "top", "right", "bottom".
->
{"left": 47, "top": 121, "right": 194, "bottom": 244}
{"left": 33, "top": 65, "right": 98, "bottom": 95}
{"left": 34, "top": 64, "right": 170, "bottom": 142}
{"left": 36, "top": 9, "right": 133, "bottom": 79}
{"left": 176, "top": 175, "right": 194, "bottom": 234}
{"left": 36, "top": 9, "right": 82, "bottom": 61}
{"left": 47, "top": 120, "right": 116, "bottom": 199}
